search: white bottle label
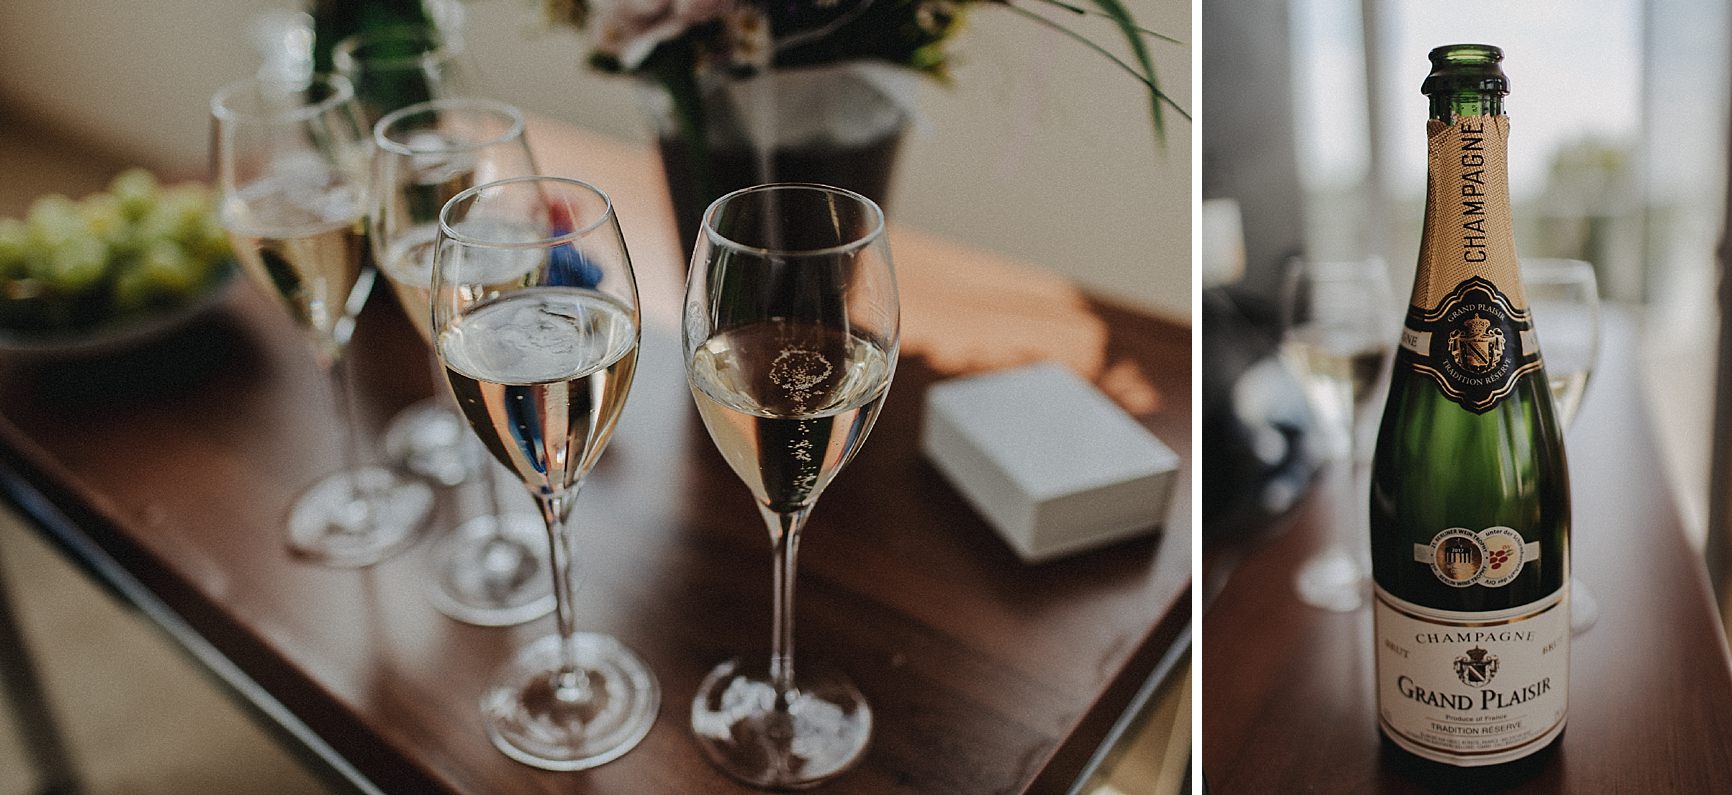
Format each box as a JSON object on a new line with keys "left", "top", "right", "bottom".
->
{"left": 1374, "top": 585, "right": 1568, "bottom": 766}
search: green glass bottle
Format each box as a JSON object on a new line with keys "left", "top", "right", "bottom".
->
{"left": 310, "top": 0, "right": 431, "bottom": 75}
{"left": 1369, "top": 44, "right": 1571, "bottom": 768}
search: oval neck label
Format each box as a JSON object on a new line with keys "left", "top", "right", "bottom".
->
{"left": 1398, "top": 276, "right": 1541, "bottom": 413}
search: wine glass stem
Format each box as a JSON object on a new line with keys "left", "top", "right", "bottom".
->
{"left": 536, "top": 490, "right": 592, "bottom": 699}
{"left": 325, "top": 352, "right": 377, "bottom": 522}
{"left": 1338, "top": 390, "right": 1363, "bottom": 542}
{"left": 324, "top": 271, "right": 375, "bottom": 506}
{"left": 762, "top": 504, "right": 811, "bottom": 706}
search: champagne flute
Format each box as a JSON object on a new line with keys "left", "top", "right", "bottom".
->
{"left": 373, "top": 98, "right": 554, "bottom": 625}
{"left": 1523, "top": 258, "right": 1602, "bottom": 633}
{"left": 685, "top": 184, "right": 898, "bottom": 789}
{"left": 1281, "top": 258, "right": 1396, "bottom": 611}
{"left": 337, "top": 22, "right": 484, "bottom": 479}
{"left": 212, "top": 74, "right": 433, "bottom": 566}
{"left": 333, "top": 24, "right": 475, "bottom": 127}
{"left": 432, "top": 176, "right": 658, "bottom": 769}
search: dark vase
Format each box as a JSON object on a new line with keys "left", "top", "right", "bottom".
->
{"left": 640, "top": 63, "right": 915, "bottom": 261}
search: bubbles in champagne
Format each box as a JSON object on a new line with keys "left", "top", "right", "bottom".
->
{"left": 790, "top": 437, "right": 814, "bottom": 463}
{"left": 688, "top": 321, "right": 893, "bottom": 510}
{"left": 770, "top": 346, "right": 834, "bottom": 414}
{"left": 771, "top": 348, "right": 833, "bottom": 392}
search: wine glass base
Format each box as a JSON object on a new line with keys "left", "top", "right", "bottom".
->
{"left": 690, "top": 658, "right": 873, "bottom": 790}
{"left": 287, "top": 466, "right": 433, "bottom": 568}
{"left": 382, "top": 399, "right": 484, "bottom": 487}
{"left": 1294, "top": 547, "right": 1369, "bottom": 612}
{"left": 483, "top": 633, "right": 660, "bottom": 771}
{"left": 425, "top": 513, "right": 554, "bottom": 626}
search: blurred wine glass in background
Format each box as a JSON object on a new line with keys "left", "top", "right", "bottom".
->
{"left": 339, "top": 22, "right": 484, "bottom": 481}
{"left": 1280, "top": 258, "right": 1396, "bottom": 612}
{"left": 371, "top": 97, "right": 553, "bottom": 626}
{"left": 212, "top": 74, "right": 433, "bottom": 565}
{"left": 1523, "top": 257, "right": 1602, "bottom": 633}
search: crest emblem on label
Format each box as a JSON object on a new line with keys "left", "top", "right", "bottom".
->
{"left": 1397, "top": 276, "right": 1541, "bottom": 413}
{"left": 1447, "top": 314, "right": 1505, "bottom": 373}
{"left": 1454, "top": 646, "right": 1500, "bottom": 687}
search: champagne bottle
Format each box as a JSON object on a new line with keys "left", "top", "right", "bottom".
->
{"left": 310, "top": 0, "right": 431, "bottom": 75}
{"left": 1369, "top": 44, "right": 1570, "bottom": 769}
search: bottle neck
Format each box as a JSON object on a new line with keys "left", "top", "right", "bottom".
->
{"left": 1429, "top": 91, "right": 1503, "bottom": 125}
{"left": 1413, "top": 101, "right": 1521, "bottom": 311}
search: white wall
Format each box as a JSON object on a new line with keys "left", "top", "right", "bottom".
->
{"left": 0, "top": 0, "right": 1190, "bottom": 321}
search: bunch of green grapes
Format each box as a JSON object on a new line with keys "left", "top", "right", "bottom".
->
{"left": 0, "top": 168, "right": 233, "bottom": 334}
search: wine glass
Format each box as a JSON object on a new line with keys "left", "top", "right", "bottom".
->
{"left": 212, "top": 74, "right": 433, "bottom": 566}
{"left": 1522, "top": 257, "right": 1602, "bottom": 633}
{"left": 333, "top": 24, "right": 475, "bottom": 127}
{"left": 432, "top": 176, "right": 658, "bottom": 769}
{"left": 1280, "top": 258, "right": 1396, "bottom": 612}
{"left": 372, "top": 98, "right": 554, "bottom": 626}
{"left": 684, "top": 184, "right": 898, "bottom": 788}
{"left": 337, "top": 23, "right": 484, "bottom": 480}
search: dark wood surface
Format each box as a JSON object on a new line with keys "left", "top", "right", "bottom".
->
{"left": 0, "top": 125, "right": 1190, "bottom": 794}
{"left": 1201, "top": 308, "right": 1732, "bottom": 793}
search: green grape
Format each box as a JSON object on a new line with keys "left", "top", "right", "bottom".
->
{"left": 3, "top": 170, "right": 230, "bottom": 333}
{"left": 38, "top": 236, "right": 108, "bottom": 294}
{"left": 136, "top": 240, "right": 201, "bottom": 294}
{"left": 80, "top": 194, "right": 130, "bottom": 246}
{"left": 111, "top": 264, "right": 156, "bottom": 313}
{"left": 0, "top": 218, "right": 28, "bottom": 279}
{"left": 110, "top": 168, "right": 160, "bottom": 221}
{"left": 26, "top": 194, "right": 82, "bottom": 250}
{"left": 131, "top": 203, "right": 173, "bottom": 239}
{"left": 189, "top": 216, "right": 233, "bottom": 265}
{"left": 148, "top": 188, "right": 210, "bottom": 245}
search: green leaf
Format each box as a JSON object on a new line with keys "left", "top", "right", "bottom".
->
{"left": 1082, "top": 0, "right": 1172, "bottom": 142}
{"left": 996, "top": 0, "right": 1188, "bottom": 147}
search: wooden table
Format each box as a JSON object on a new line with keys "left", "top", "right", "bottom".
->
{"left": 0, "top": 123, "right": 1190, "bottom": 794}
{"left": 1201, "top": 308, "right": 1732, "bottom": 792}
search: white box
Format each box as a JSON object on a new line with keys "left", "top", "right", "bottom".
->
{"left": 920, "top": 361, "right": 1179, "bottom": 563}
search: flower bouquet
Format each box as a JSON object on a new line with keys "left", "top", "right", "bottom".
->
{"left": 542, "top": 0, "right": 1184, "bottom": 254}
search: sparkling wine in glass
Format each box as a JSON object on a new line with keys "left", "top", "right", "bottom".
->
{"left": 212, "top": 74, "right": 433, "bottom": 566}
{"left": 1524, "top": 259, "right": 1600, "bottom": 428}
{"left": 372, "top": 98, "right": 555, "bottom": 626}
{"left": 432, "top": 176, "right": 658, "bottom": 769}
{"left": 685, "top": 183, "right": 898, "bottom": 789}
{"left": 1523, "top": 257, "right": 1602, "bottom": 633}
{"left": 1281, "top": 258, "right": 1396, "bottom": 612}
